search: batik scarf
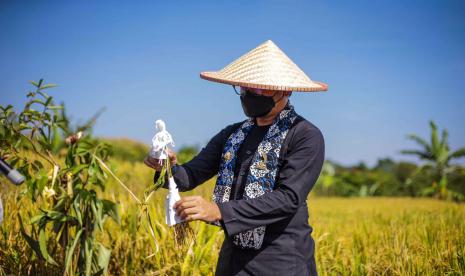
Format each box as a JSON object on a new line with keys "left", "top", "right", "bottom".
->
{"left": 212, "top": 102, "right": 298, "bottom": 250}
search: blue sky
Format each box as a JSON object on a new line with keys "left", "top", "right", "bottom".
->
{"left": 1, "top": 1, "right": 464, "bottom": 166}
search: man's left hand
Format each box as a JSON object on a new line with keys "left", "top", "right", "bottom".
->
{"left": 174, "top": 196, "right": 222, "bottom": 223}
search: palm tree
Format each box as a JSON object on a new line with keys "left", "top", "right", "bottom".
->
{"left": 401, "top": 121, "right": 465, "bottom": 199}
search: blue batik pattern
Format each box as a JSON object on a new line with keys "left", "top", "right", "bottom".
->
{"left": 212, "top": 102, "right": 298, "bottom": 250}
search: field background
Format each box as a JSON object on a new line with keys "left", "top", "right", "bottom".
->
{"left": 1, "top": 150, "right": 464, "bottom": 275}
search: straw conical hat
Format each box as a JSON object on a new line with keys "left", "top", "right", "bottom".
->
{"left": 200, "top": 40, "right": 327, "bottom": 92}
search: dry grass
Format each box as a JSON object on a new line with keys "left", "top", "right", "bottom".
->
{"left": 1, "top": 159, "right": 464, "bottom": 275}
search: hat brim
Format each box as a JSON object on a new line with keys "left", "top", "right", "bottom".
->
{"left": 200, "top": 71, "right": 328, "bottom": 92}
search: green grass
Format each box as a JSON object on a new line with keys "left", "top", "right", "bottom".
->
{"left": 1, "top": 159, "right": 464, "bottom": 275}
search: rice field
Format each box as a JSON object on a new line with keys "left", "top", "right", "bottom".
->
{"left": 1, "top": 159, "right": 464, "bottom": 275}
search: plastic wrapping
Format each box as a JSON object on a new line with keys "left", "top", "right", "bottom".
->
{"left": 165, "top": 176, "right": 184, "bottom": 226}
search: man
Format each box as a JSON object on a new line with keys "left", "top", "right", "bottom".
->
{"left": 144, "top": 40, "right": 327, "bottom": 275}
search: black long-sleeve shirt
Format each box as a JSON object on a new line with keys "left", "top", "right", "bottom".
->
{"left": 154, "top": 114, "right": 325, "bottom": 276}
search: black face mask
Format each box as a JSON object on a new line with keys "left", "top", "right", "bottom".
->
{"left": 240, "top": 91, "right": 276, "bottom": 118}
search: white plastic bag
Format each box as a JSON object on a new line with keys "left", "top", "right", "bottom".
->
{"left": 165, "top": 176, "right": 184, "bottom": 226}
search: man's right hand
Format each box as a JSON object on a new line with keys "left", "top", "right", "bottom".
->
{"left": 144, "top": 148, "right": 178, "bottom": 171}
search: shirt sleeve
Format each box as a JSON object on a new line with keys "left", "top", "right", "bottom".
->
{"left": 216, "top": 122, "right": 325, "bottom": 236}
{"left": 154, "top": 122, "right": 241, "bottom": 192}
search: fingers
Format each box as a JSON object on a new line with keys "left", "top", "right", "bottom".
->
{"left": 178, "top": 207, "right": 204, "bottom": 222}
{"left": 167, "top": 148, "right": 178, "bottom": 165}
{"left": 185, "top": 213, "right": 201, "bottom": 222}
{"left": 144, "top": 156, "right": 154, "bottom": 166}
{"left": 174, "top": 200, "right": 198, "bottom": 216}
{"left": 143, "top": 157, "right": 155, "bottom": 168}
{"left": 144, "top": 156, "right": 163, "bottom": 171}
{"left": 174, "top": 196, "right": 205, "bottom": 221}
{"left": 170, "top": 155, "right": 177, "bottom": 165}
{"left": 173, "top": 196, "right": 201, "bottom": 209}
{"left": 145, "top": 149, "right": 177, "bottom": 170}
{"left": 177, "top": 206, "right": 198, "bottom": 220}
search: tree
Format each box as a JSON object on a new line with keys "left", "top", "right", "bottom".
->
{"left": 401, "top": 121, "right": 465, "bottom": 200}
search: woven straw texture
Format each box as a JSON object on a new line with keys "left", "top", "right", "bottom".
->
{"left": 200, "top": 40, "right": 327, "bottom": 92}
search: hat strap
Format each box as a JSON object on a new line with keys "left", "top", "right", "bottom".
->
{"left": 232, "top": 85, "right": 240, "bottom": 95}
